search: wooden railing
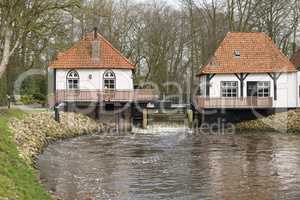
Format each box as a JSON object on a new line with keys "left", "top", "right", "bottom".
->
{"left": 195, "top": 97, "right": 273, "bottom": 109}
{"left": 55, "top": 89, "right": 159, "bottom": 103}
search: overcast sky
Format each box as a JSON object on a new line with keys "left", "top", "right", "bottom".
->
{"left": 134, "top": 0, "right": 181, "bottom": 8}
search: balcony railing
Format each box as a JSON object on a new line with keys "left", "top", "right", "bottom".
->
{"left": 195, "top": 97, "right": 273, "bottom": 109}
{"left": 55, "top": 89, "right": 159, "bottom": 103}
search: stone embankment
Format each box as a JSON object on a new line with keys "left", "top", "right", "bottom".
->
{"left": 9, "top": 112, "right": 104, "bottom": 166}
{"left": 236, "top": 109, "right": 300, "bottom": 133}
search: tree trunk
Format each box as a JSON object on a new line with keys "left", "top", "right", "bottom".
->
{"left": 0, "top": 28, "right": 13, "bottom": 78}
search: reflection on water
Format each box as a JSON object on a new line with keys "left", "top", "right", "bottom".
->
{"left": 38, "top": 132, "right": 300, "bottom": 200}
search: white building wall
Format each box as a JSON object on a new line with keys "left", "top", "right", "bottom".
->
{"left": 200, "top": 72, "right": 298, "bottom": 108}
{"left": 277, "top": 73, "right": 297, "bottom": 108}
{"left": 56, "top": 69, "right": 134, "bottom": 90}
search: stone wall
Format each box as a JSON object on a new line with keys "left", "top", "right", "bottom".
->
{"left": 9, "top": 112, "right": 104, "bottom": 166}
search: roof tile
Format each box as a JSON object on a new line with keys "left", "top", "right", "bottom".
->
{"left": 198, "top": 32, "right": 297, "bottom": 75}
{"left": 49, "top": 33, "right": 134, "bottom": 69}
{"left": 291, "top": 49, "right": 300, "bottom": 69}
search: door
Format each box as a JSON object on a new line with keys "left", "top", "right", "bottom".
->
{"left": 247, "top": 82, "right": 258, "bottom": 106}
{"left": 247, "top": 82, "right": 258, "bottom": 96}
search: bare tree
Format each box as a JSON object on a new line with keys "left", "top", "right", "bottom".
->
{"left": 226, "top": 0, "right": 262, "bottom": 31}
{"left": 0, "top": 0, "right": 79, "bottom": 78}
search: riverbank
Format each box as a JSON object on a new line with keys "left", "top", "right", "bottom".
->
{"left": 10, "top": 111, "right": 104, "bottom": 166}
{"left": 0, "top": 109, "right": 52, "bottom": 200}
{"left": 236, "top": 109, "right": 300, "bottom": 133}
{"left": 0, "top": 109, "right": 104, "bottom": 200}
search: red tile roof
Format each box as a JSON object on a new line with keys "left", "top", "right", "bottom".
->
{"left": 49, "top": 32, "right": 134, "bottom": 69}
{"left": 291, "top": 49, "right": 300, "bottom": 69}
{"left": 198, "top": 32, "right": 297, "bottom": 75}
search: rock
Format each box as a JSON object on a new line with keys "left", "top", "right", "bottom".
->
{"left": 236, "top": 109, "right": 300, "bottom": 133}
{"left": 9, "top": 111, "right": 105, "bottom": 166}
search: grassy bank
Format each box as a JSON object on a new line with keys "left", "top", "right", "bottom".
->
{"left": 0, "top": 109, "right": 52, "bottom": 200}
{"left": 1, "top": 109, "right": 105, "bottom": 200}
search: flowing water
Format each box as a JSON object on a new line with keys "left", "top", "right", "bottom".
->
{"left": 38, "top": 131, "right": 300, "bottom": 200}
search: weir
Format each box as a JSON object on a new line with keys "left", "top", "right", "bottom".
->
{"left": 54, "top": 100, "right": 194, "bottom": 132}
{"left": 139, "top": 101, "right": 193, "bottom": 130}
{"left": 53, "top": 100, "right": 277, "bottom": 133}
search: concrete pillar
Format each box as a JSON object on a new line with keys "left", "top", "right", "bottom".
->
{"left": 95, "top": 103, "right": 100, "bottom": 120}
{"left": 116, "top": 111, "right": 120, "bottom": 133}
{"left": 187, "top": 109, "right": 193, "bottom": 128}
{"left": 143, "top": 109, "right": 148, "bottom": 129}
{"left": 125, "top": 106, "right": 133, "bottom": 132}
{"left": 129, "top": 104, "right": 134, "bottom": 131}
{"left": 64, "top": 102, "right": 68, "bottom": 112}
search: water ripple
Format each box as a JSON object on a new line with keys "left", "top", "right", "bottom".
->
{"left": 38, "top": 132, "right": 300, "bottom": 200}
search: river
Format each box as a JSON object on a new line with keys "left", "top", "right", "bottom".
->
{"left": 38, "top": 131, "right": 300, "bottom": 200}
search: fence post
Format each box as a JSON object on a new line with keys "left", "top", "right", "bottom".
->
{"left": 6, "top": 95, "right": 11, "bottom": 109}
{"left": 54, "top": 104, "right": 60, "bottom": 122}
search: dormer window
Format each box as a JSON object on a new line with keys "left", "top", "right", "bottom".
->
{"left": 209, "top": 57, "right": 219, "bottom": 67}
{"left": 234, "top": 50, "right": 241, "bottom": 58}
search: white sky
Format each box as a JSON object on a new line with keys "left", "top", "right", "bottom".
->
{"left": 134, "top": 0, "right": 181, "bottom": 8}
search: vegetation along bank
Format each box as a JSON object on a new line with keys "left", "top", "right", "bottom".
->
{"left": 0, "top": 109, "right": 104, "bottom": 200}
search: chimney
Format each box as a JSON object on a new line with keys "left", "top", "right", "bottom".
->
{"left": 91, "top": 27, "right": 100, "bottom": 63}
{"left": 93, "top": 27, "right": 98, "bottom": 39}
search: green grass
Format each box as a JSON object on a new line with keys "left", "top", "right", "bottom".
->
{"left": 0, "top": 109, "right": 52, "bottom": 200}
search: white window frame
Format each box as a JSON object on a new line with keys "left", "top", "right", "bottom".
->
{"left": 103, "top": 70, "right": 116, "bottom": 90}
{"left": 221, "top": 81, "right": 238, "bottom": 97}
{"left": 257, "top": 81, "right": 270, "bottom": 97}
{"left": 66, "top": 70, "right": 80, "bottom": 90}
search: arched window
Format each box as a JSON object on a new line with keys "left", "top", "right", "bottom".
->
{"left": 66, "top": 70, "right": 80, "bottom": 90}
{"left": 103, "top": 70, "right": 116, "bottom": 90}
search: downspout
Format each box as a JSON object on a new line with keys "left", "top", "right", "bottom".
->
{"left": 53, "top": 68, "right": 61, "bottom": 122}
{"left": 53, "top": 69, "right": 57, "bottom": 105}
{"left": 53, "top": 69, "right": 56, "bottom": 94}
{"left": 297, "top": 71, "right": 299, "bottom": 107}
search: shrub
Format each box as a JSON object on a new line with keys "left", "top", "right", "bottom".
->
{"left": 20, "top": 95, "right": 35, "bottom": 105}
{"left": 32, "top": 93, "right": 46, "bottom": 105}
